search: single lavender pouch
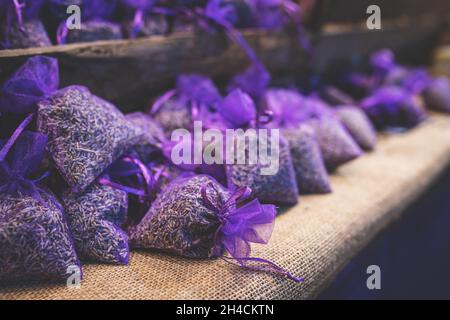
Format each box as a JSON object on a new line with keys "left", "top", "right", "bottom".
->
{"left": 361, "top": 86, "right": 427, "bottom": 130}
{"left": 296, "top": 96, "right": 363, "bottom": 170}
{"left": 423, "top": 77, "right": 450, "bottom": 114}
{"left": 37, "top": 85, "right": 143, "bottom": 193}
{"left": 58, "top": 20, "right": 123, "bottom": 44}
{"left": 0, "top": 0, "right": 51, "bottom": 49}
{"left": 151, "top": 74, "right": 222, "bottom": 134}
{"left": 121, "top": 0, "right": 168, "bottom": 38}
{"left": 282, "top": 125, "right": 331, "bottom": 194}
{"left": 226, "top": 131, "right": 299, "bottom": 206}
{"left": 335, "top": 105, "right": 377, "bottom": 151}
{"left": 123, "top": 14, "right": 168, "bottom": 38}
{"left": 130, "top": 175, "right": 230, "bottom": 258}
{"left": 62, "top": 183, "right": 129, "bottom": 264}
{"left": 126, "top": 112, "right": 167, "bottom": 162}
{"left": 0, "top": 56, "right": 59, "bottom": 114}
{"left": 130, "top": 175, "right": 302, "bottom": 281}
{"left": 0, "top": 131, "right": 80, "bottom": 283}
{"left": 308, "top": 117, "right": 362, "bottom": 171}
{"left": 217, "top": 89, "right": 299, "bottom": 205}
{"left": 265, "top": 90, "right": 330, "bottom": 194}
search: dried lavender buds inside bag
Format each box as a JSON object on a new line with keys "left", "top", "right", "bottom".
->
{"left": 423, "top": 77, "right": 450, "bottom": 114}
{"left": 335, "top": 105, "right": 377, "bottom": 151}
{"left": 1, "top": 20, "right": 51, "bottom": 50}
{"left": 226, "top": 132, "right": 299, "bottom": 206}
{"left": 0, "top": 131, "right": 80, "bottom": 283}
{"left": 130, "top": 174, "right": 274, "bottom": 259}
{"left": 37, "top": 85, "right": 143, "bottom": 193}
{"left": 62, "top": 183, "right": 129, "bottom": 264}
{"left": 282, "top": 125, "right": 331, "bottom": 194}
{"left": 0, "top": 0, "right": 51, "bottom": 49}
{"left": 129, "top": 174, "right": 302, "bottom": 281}
{"left": 216, "top": 89, "right": 299, "bottom": 205}
{"left": 130, "top": 175, "right": 229, "bottom": 258}
{"left": 151, "top": 74, "right": 222, "bottom": 135}
{"left": 308, "top": 117, "right": 362, "bottom": 171}
{"left": 126, "top": 112, "right": 167, "bottom": 162}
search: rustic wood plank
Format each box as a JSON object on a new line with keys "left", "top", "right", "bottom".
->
{"left": 0, "top": 30, "right": 307, "bottom": 111}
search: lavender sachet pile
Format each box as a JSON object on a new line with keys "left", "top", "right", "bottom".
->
{"left": 0, "top": 0, "right": 51, "bottom": 49}
{"left": 0, "top": 0, "right": 307, "bottom": 50}
{"left": 1, "top": 46, "right": 449, "bottom": 287}
{"left": 0, "top": 55, "right": 145, "bottom": 282}
{"left": 0, "top": 131, "right": 80, "bottom": 283}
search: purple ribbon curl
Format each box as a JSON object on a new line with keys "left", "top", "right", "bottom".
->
{"left": 201, "top": 182, "right": 303, "bottom": 283}
{"left": 99, "top": 155, "right": 157, "bottom": 201}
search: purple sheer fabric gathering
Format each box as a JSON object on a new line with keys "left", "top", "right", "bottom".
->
{"left": 361, "top": 86, "right": 427, "bottom": 130}
{"left": 202, "top": 181, "right": 303, "bottom": 282}
{"left": 0, "top": 56, "right": 59, "bottom": 114}
{"left": 0, "top": 129, "right": 81, "bottom": 282}
{"left": 0, "top": 130, "right": 49, "bottom": 202}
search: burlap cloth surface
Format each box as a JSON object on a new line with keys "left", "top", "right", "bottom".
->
{"left": 1, "top": 114, "right": 450, "bottom": 300}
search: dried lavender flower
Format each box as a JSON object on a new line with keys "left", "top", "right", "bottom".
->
{"left": 308, "top": 117, "right": 363, "bottom": 171}
{"left": 130, "top": 175, "right": 230, "bottom": 259}
{"left": 226, "top": 133, "right": 299, "bottom": 206}
{"left": 336, "top": 105, "right": 377, "bottom": 151}
{"left": 62, "top": 183, "right": 129, "bottom": 264}
{"left": 37, "top": 86, "right": 143, "bottom": 193}
{"left": 282, "top": 125, "right": 331, "bottom": 194}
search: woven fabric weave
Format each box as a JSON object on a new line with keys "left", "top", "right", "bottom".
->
{"left": 1, "top": 114, "right": 450, "bottom": 300}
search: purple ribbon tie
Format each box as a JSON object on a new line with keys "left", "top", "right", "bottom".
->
{"left": 201, "top": 182, "right": 303, "bottom": 283}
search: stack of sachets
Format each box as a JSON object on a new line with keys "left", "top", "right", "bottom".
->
{"left": 0, "top": 56, "right": 306, "bottom": 284}
{"left": 0, "top": 0, "right": 305, "bottom": 50}
{"left": 332, "top": 49, "right": 450, "bottom": 130}
{"left": 0, "top": 55, "right": 147, "bottom": 282}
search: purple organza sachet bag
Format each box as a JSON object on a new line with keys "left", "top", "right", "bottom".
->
{"left": 62, "top": 182, "right": 129, "bottom": 265}
{"left": 126, "top": 112, "right": 168, "bottom": 162}
{"left": 281, "top": 125, "right": 331, "bottom": 194}
{"left": 335, "top": 105, "right": 377, "bottom": 151}
{"left": 121, "top": 0, "right": 169, "bottom": 38}
{"left": 423, "top": 77, "right": 450, "bottom": 114}
{"left": 37, "top": 85, "right": 144, "bottom": 193}
{"left": 130, "top": 175, "right": 232, "bottom": 259}
{"left": 301, "top": 96, "right": 363, "bottom": 170}
{"left": 0, "top": 131, "right": 81, "bottom": 283}
{"left": 361, "top": 86, "right": 427, "bottom": 130}
{"left": 151, "top": 74, "right": 222, "bottom": 135}
{"left": 265, "top": 89, "right": 331, "bottom": 193}
{"left": 130, "top": 174, "right": 302, "bottom": 282}
{"left": 226, "top": 132, "right": 299, "bottom": 205}
{"left": 0, "top": 0, "right": 51, "bottom": 49}
{"left": 218, "top": 89, "right": 299, "bottom": 205}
